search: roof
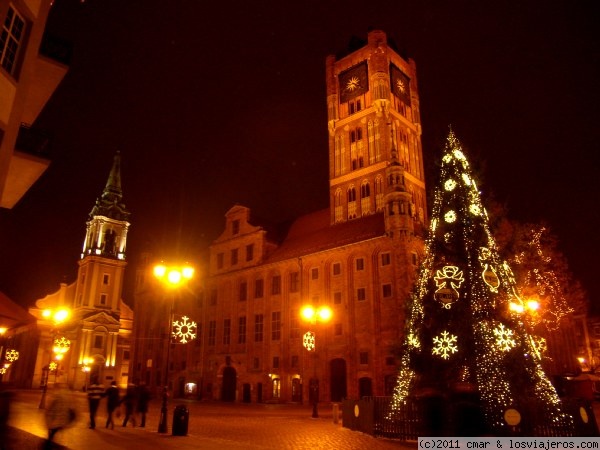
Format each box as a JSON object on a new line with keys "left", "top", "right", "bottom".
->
{"left": 265, "top": 209, "right": 386, "bottom": 263}
{"left": 0, "top": 291, "right": 37, "bottom": 329}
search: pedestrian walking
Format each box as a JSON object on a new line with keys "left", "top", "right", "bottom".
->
{"left": 87, "top": 377, "right": 104, "bottom": 429}
{"left": 120, "top": 382, "right": 138, "bottom": 427}
{"left": 136, "top": 382, "right": 151, "bottom": 427}
{"left": 104, "top": 381, "right": 120, "bottom": 429}
{"left": 44, "top": 383, "right": 75, "bottom": 449}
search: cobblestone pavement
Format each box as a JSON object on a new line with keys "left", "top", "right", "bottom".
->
{"left": 5, "top": 390, "right": 415, "bottom": 450}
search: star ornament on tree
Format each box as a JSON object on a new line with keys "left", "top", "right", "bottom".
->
{"left": 432, "top": 331, "right": 458, "bottom": 360}
{"left": 172, "top": 315, "right": 197, "bottom": 344}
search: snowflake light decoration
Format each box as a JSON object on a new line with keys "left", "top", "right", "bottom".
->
{"left": 432, "top": 331, "right": 458, "bottom": 359}
{"left": 4, "top": 349, "right": 19, "bottom": 362}
{"left": 0, "top": 367, "right": 6, "bottom": 375}
{"left": 444, "top": 178, "right": 457, "bottom": 191}
{"left": 172, "top": 316, "right": 197, "bottom": 344}
{"left": 303, "top": 331, "right": 315, "bottom": 351}
{"left": 407, "top": 333, "right": 420, "bottom": 349}
{"left": 444, "top": 210, "right": 457, "bottom": 223}
{"left": 49, "top": 361, "right": 58, "bottom": 371}
{"left": 469, "top": 204, "right": 481, "bottom": 216}
{"left": 53, "top": 337, "right": 70, "bottom": 353}
{"left": 533, "top": 336, "right": 548, "bottom": 355}
{"left": 493, "top": 324, "right": 516, "bottom": 351}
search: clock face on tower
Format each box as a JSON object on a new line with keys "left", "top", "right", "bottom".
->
{"left": 339, "top": 62, "right": 368, "bottom": 103}
{"left": 390, "top": 64, "right": 411, "bottom": 106}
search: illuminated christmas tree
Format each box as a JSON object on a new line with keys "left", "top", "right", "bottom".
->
{"left": 389, "top": 130, "right": 574, "bottom": 436}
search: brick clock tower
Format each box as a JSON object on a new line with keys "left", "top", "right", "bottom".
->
{"left": 326, "top": 30, "right": 427, "bottom": 236}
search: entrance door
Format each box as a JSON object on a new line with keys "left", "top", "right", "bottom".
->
{"left": 329, "top": 358, "right": 347, "bottom": 401}
{"left": 221, "top": 366, "right": 237, "bottom": 401}
{"left": 291, "top": 378, "right": 302, "bottom": 402}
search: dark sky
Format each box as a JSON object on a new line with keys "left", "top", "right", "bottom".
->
{"left": 0, "top": 0, "right": 598, "bottom": 312}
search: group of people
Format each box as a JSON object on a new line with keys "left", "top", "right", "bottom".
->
{"left": 87, "top": 379, "right": 151, "bottom": 430}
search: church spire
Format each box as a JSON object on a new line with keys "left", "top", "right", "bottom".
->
{"left": 89, "top": 152, "right": 130, "bottom": 222}
{"left": 82, "top": 153, "right": 130, "bottom": 260}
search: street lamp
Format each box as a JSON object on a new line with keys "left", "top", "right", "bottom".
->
{"left": 38, "top": 307, "right": 70, "bottom": 409}
{"left": 153, "top": 262, "right": 194, "bottom": 434}
{"left": 300, "top": 305, "right": 332, "bottom": 418}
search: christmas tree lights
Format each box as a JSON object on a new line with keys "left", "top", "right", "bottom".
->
{"left": 388, "top": 130, "right": 574, "bottom": 435}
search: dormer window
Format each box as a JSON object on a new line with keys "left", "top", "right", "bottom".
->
{"left": 232, "top": 220, "right": 240, "bottom": 235}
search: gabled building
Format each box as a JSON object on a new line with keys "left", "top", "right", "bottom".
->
{"left": 131, "top": 30, "right": 428, "bottom": 403}
{"left": 0, "top": 0, "right": 69, "bottom": 209}
{"left": 29, "top": 153, "right": 133, "bottom": 389}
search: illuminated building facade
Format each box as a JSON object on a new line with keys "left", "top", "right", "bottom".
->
{"left": 131, "top": 30, "right": 428, "bottom": 403}
{"left": 29, "top": 153, "right": 133, "bottom": 389}
{"left": 0, "top": 0, "right": 69, "bottom": 209}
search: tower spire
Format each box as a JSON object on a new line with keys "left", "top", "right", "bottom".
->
{"left": 89, "top": 152, "right": 129, "bottom": 221}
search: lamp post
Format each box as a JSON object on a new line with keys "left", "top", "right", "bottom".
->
{"left": 38, "top": 307, "right": 70, "bottom": 409}
{"left": 153, "top": 262, "right": 194, "bottom": 434}
{"left": 300, "top": 305, "right": 332, "bottom": 418}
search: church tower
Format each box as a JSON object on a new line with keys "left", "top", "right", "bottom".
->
{"left": 326, "top": 30, "right": 427, "bottom": 236}
{"left": 71, "top": 152, "right": 131, "bottom": 382}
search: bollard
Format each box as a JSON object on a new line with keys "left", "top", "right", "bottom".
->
{"left": 332, "top": 403, "right": 339, "bottom": 424}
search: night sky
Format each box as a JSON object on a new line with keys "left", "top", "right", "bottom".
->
{"left": 0, "top": 1, "right": 598, "bottom": 313}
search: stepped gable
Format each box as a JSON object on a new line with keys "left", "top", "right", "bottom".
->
{"left": 266, "top": 209, "right": 386, "bottom": 262}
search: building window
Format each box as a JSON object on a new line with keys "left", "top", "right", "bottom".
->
{"left": 254, "top": 279, "right": 264, "bottom": 298}
{"left": 357, "top": 287, "right": 366, "bottom": 301}
{"left": 231, "top": 249, "right": 238, "bottom": 265}
{"left": 93, "top": 335, "right": 104, "bottom": 349}
{"left": 382, "top": 283, "right": 392, "bottom": 298}
{"left": 359, "top": 351, "right": 369, "bottom": 365}
{"left": 290, "top": 310, "right": 299, "bottom": 338}
{"left": 210, "top": 288, "right": 217, "bottom": 306}
{"left": 246, "top": 244, "right": 254, "bottom": 261}
{"left": 291, "top": 355, "right": 299, "bottom": 368}
{"left": 311, "top": 268, "right": 319, "bottom": 280}
{"left": 381, "top": 253, "right": 391, "bottom": 266}
{"left": 332, "top": 262, "right": 341, "bottom": 276}
{"left": 253, "top": 357, "right": 260, "bottom": 370}
{"left": 223, "top": 319, "right": 231, "bottom": 345}
{"left": 238, "top": 317, "right": 246, "bottom": 344}
{"left": 208, "top": 321, "right": 216, "bottom": 346}
{"left": 412, "top": 252, "right": 418, "bottom": 266}
{"left": 356, "top": 258, "right": 364, "bottom": 271}
{"left": 232, "top": 219, "right": 240, "bottom": 235}
{"left": 273, "top": 356, "right": 280, "bottom": 369}
{"left": 254, "top": 314, "right": 264, "bottom": 342}
{"left": 290, "top": 272, "right": 300, "bottom": 292}
{"left": 272, "top": 311, "right": 281, "bottom": 340}
{"left": 123, "top": 350, "right": 130, "bottom": 360}
{"left": 217, "top": 253, "right": 224, "bottom": 269}
{"left": 334, "top": 323, "right": 343, "bottom": 335}
{"left": 99, "top": 293, "right": 107, "bottom": 305}
{"left": 0, "top": 6, "right": 26, "bottom": 76}
{"left": 239, "top": 281, "right": 247, "bottom": 301}
{"left": 334, "top": 292, "right": 342, "bottom": 304}
{"left": 271, "top": 275, "right": 281, "bottom": 295}
{"left": 103, "top": 274, "right": 110, "bottom": 285}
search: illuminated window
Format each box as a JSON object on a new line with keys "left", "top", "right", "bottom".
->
{"left": 272, "top": 378, "right": 280, "bottom": 398}
{"left": 0, "top": 6, "right": 26, "bottom": 76}
{"left": 254, "top": 314, "right": 264, "bottom": 342}
{"left": 238, "top": 317, "right": 246, "bottom": 344}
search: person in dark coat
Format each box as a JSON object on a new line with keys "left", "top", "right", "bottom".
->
{"left": 120, "top": 383, "right": 137, "bottom": 427}
{"left": 87, "top": 378, "right": 104, "bottom": 429}
{"left": 104, "top": 381, "right": 120, "bottom": 429}
{"left": 136, "top": 382, "right": 151, "bottom": 427}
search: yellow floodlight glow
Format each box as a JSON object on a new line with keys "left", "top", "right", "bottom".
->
{"left": 154, "top": 264, "right": 167, "bottom": 278}
{"left": 526, "top": 300, "right": 540, "bottom": 311}
{"left": 509, "top": 302, "right": 524, "bottom": 313}
{"left": 317, "top": 306, "right": 332, "bottom": 322}
{"left": 301, "top": 305, "right": 332, "bottom": 324}
{"left": 154, "top": 263, "right": 194, "bottom": 288}
{"left": 301, "top": 306, "right": 315, "bottom": 322}
{"left": 0, "top": 327, "right": 7, "bottom": 335}
{"left": 182, "top": 266, "right": 194, "bottom": 279}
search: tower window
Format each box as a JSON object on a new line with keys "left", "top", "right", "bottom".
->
{"left": 100, "top": 293, "right": 107, "bottom": 305}
{"left": 103, "top": 274, "right": 110, "bottom": 285}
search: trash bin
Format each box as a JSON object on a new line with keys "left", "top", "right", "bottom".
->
{"left": 172, "top": 404, "right": 189, "bottom": 436}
